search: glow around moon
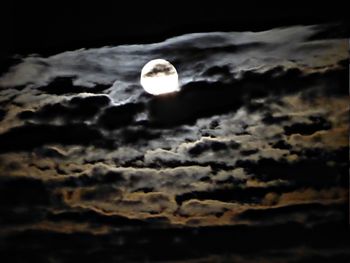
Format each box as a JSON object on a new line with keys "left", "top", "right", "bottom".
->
{"left": 140, "top": 59, "right": 179, "bottom": 95}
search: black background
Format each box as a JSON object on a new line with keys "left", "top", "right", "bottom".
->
{"left": 2, "top": 1, "right": 349, "bottom": 57}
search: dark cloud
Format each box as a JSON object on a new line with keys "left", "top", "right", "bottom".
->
{"left": 52, "top": 169, "right": 125, "bottom": 188}
{"left": 175, "top": 147, "right": 348, "bottom": 205}
{"left": 143, "top": 216, "right": 170, "bottom": 225}
{"left": 296, "top": 147, "right": 348, "bottom": 163}
{"left": 271, "top": 140, "right": 292, "bottom": 150}
{"left": 38, "top": 76, "right": 111, "bottom": 95}
{"left": 148, "top": 80, "right": 242, "bottom": 126}
{"left": 262, "top": 113, "right": 291, "bottom": 124}
{"left": 237, "top": 202, "right": 347, "bottom": 226}
{"left": 300, "top": 67, "right": 348, "bottom": 99}
{"left": 144, "top": 157, "right": 235, "bottom": 171}
{"left": 149, "top": 67, "right": 347, "bottom": 126}
{"left": 98, "top": 103, "right": 144, "bottom": 130}
{"left": 132, "top": 187, "right": 154, "bottom": 193}
{"left": 188, "top": 139, "right": 240, "bottom": 157}
{"left": 0, "top": 123, "right": 107, "bottom": 153}
{"left": 143, "top": 63, "right": 176, "bottom": 77}
{"left": 18, "top": 95, "right": 111, "bottom": 122}
{"left": 240, "top": 149, "right": 259, "bottom": 156}
{"left": 236, "top": 155, "right": 348, "bottom": 189}
{"left": 202, "top": 65, "right": 232, "bottom": 79}
{"left": 47, "top": 209, "right": 148, "bottom": 227}
{"left": 32, "top": 146, "right": 66, "bottom": 159}
{"left": 0, "top": 108, "right": 6, "bottom": 121}
{"left": 284, "top": 116, "right": 332, "bottom": 135}
{"left": 119, "top": 127, "right": 161, "bottom": 144}
{"left": 163, "top": 42, "right": 265, "bottom": 65}
{"left": 0, "top": 24, "right": 348, "bottom": 262}
{"left": 307, "top": 23, "right": 349, "bottom": 41}
{"left": 79, "top": 185, "right": 122, "bottom": 201}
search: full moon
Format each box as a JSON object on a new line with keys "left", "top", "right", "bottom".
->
{"left": 140, "top": 59, "right": 179, "bottom": 95}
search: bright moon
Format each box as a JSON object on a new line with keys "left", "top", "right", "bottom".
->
{"left": 140, "top": 59, "right": 179, "bottom": 95}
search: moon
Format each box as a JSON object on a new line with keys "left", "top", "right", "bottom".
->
{"left": 140, "top": 59, "right": 179, "bottom": 95}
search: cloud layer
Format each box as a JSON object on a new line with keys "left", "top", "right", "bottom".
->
{"left": 0, "top": 23, "right": 348, "bottom": 262}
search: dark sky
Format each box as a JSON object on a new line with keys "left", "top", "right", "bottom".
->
{"left": 3, "top": 1, "right": 349, "bottom": 55}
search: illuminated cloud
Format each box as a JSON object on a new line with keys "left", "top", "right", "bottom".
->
{"left": 0, "top": 25, "right": 348, "bottom": 263}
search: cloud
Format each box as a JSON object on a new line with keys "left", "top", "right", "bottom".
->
{"left": 175, "top": 184, "right": 285, "bottom": 206}
{"left": 47, "top": 208, "right": 149, "bottom": 227}
{"left": 18, "top": 94, "right": 111, "bottom": 123}
{"left": 77, "top": 185, "right": 123, "bottom": 201}
{"left": 148, "top": 66, "right": 347, "bottom": 126}
{"left": 187, "top": 137, "right": 240, "bottom": 156}
{"left": 178, "top": 199, "right": 232, "bottom": 217}
{"left": 53, "top": 167, "right": 126, "bottom": 188}
{"left": 51, "top": 165, "right": 213, "bottom": 197}
{"left": 38, "top": 76, "right": 111, "bottom": 95}
{"left": 236, "top": 202, "right": 347, "bottom": 226}
{"left": 307, "top": 23, "right": 348, "bottom": 41}
{"left": 271, "top": 187, "right": 348, "bottom": 206}
{"left": 97, "top": 102, "right": 144, "bottom": 130}
{"left": 271, "top": 140, "right": 291, "bottom": 150}
{"left": 32, "top": 146, "right": 67, "bottom": 159}
{"left": 0, "top": 24, "right": 348, "bottom": 243}
{"left": 0, "top": 123, "right": 107, "bottom": 153}
{"left": 237, "top": 155, "right": 348, "bottom": 189}
{"left": 284, "top": 115, "right": 332, "bottom": 135}
{"left": 288, "top": 127, "right": 349, "bottom": 150}
{"left": 201, "top": 64, "right": 233, "bottom": 81}
{"left": 262, "top": 112, "right": 291, "bottom": 124}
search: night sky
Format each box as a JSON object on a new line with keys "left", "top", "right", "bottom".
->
{"left": 0, "top": 2, "right": 349, "bottom": 262}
